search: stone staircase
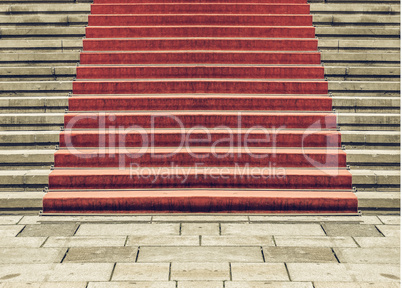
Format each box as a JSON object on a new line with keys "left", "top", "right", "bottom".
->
{"left": 0, "top": 0, "right": 399, "bottom": 212}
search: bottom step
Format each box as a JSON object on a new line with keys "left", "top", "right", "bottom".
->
{"left": 43, "top": 190, "right": 358, "bottom": 214}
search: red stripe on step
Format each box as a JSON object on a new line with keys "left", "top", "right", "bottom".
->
{"left": 54, "top": 148, "right": 347, "bottom": 168}
{"left": 76, "top": 66, "right": 324, "bottom": 80}
{"left": 80, "top": 52, "right": 322, "bottom": 65}
{"left": 63, "top": 112, "right": 337, "bottom": 129}
{"left": 85, "top": 26, "right": 316, "bottom": 38}
{"left": 68, "top": 95, "right": 332, "bottom": 111}
{"left": 59, "top": 129, "right": 342, "bottom": 148}
{"left": 48, "top": 168, "right": 352, "bottom": 190}
{"left": 93, "top": 0, "right": 309, "bottom": 4}
{"left": 83, "top": 39, "right": 318, "bottom": 52}
{"left": 88, "top": 15, "right": 313, "bottom": 26}
{"left": 90, "top": 4, "right": 310, "bottom": 14}
{"left": 42, "top": 191, "right": 358, "bottom": 214}
{"left": 72, "top": 80, "right": 328, "bottom": 95}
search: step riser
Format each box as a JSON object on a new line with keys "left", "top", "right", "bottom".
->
{"left": 68, "top": 96, "right": 332, "bottom": 111}
{"left": 60, "top": 132, "right": 342, "bottom": 148}
{"left": 83, "top": 39, "right": 318, "bottom": 52}
{"left": 93, "top": 0, "right": 309, "bottom": 3}
{"left": 90, "top": 4, "right": 310, "bottom": 14}
{"left": 48, "top": 173, "right": 352, "bottom": 190}
{"left": 54, "top": 152, "right": 347, "bottom": 168}
{"left": 76, "top": 67, "right": 325, "bottom": 80}
{"left": 88, "top": 15, "right": 313, "bottom": 26}
{"left": 63, "top": 114, "right": 337, "bottom": 129}
{"left": 80, "top": 52, "right": 322, "bottom": 65}
{"left": 85, "top": 27, "right": 316, "bottom": 38}
{"left": 42, "top": 192, "right": 358, "bottom": 214}
{"left": 72, "top": 81, "right": 328, "bottom": 95}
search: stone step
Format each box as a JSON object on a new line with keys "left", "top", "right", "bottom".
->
{"left": 333, "top": 97, "right": 400, "bottom": 113}
{"left": 325, "top": 67, "right": 400, "bottom": 79}
{"left": 318, "top": 39, "right": 400, "bottom": 50}
{"left": 351, "top": 169, "right": 400, "bottom": 189}
{"left": 0, "top": 27, "right": 85, "bottom": 38}
{"left": 0, "top": 39, "right": 82, "bottom": 52}
{"left": 321, "top": 52, "right": 400, "bottom": 64}
{"left": 328, "top": 81, "right": 400, "bottom": 92}
{"left": 310, "top": 3, "right": 400, "bottom": 13}
{"left": 0, "top": 131, "right": 59, "bottom": 149}
{"left": 0, "top": 15, "right": 88, "bottom": 26}
{"left": 0, "top": 52, "right": 80, "bottom": 66}
{"left": 338, "top": 113, "right": 400, "bottom": 130}
{"left": 356, "top": 191, "right": 400, "bottom": 211}
{"left": 0, "top": 97, "right": 68, "bottom": 113}
{"left": 0, "top": 191, "right": 43, "bottom": 211}
{"left": 316, "top": 27, "right": 400, "bottom": 38}
{"left": 0, "top": 67, "right": 75, "bottom": 81}
{"left": 0, "top": 3, "right": 90, "bottom": 14}
{"left": 313, "top": 15, "right": 400, "bottom": 25}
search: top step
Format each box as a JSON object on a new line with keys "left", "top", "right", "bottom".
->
{"left": 90, "top": 4, "right": 310, "bottom": 14}
{"left": 93, "top": 0, "right": 308, "bottom": 3}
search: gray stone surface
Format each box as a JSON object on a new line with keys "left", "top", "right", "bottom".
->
{"left": 334, "top": 247, "right": 400, "bottom": 264}
{"left": 263, "top": 247, "right": 337, "bottom": 263}
{"left": 376, "top": 225, "right": 400, "bottom": 237}
{"left": 47, "top": 263, "right": 114, "bottom": 282}
{"left": 0, "top": 236, "right": 46, "bottom": 247}
{"left": 202, "top": 236, "right": 274, "bottom": 246}
{"left": 378, "top": 216, "right": 400, "bottom": 225}
{"left": 126, "top": 235, "right": 199, "bottom": 246}
{"left": 226, "top": 283, "right": 313, "bottom": 288}
{"left": 88, "top": 283, "right": 175, "bottom": 288}
{"left": 354, "top": 236, "right": 400, "bottom": 248}
{"left": 181, "top": 223, "right": 220, "bottom": 236}
{"left": 18, "top": 224, "right": 78, "bottom": 237}
{"left": 322, "top": 224, "right": 383, "bottom": 237}
{"left": 231, "top": 263, "right": 289, "bottom": 281}
{"left": 287, "top": 263, "right": 353, "bottom": 282}
{"left": 76, "top": 224, "right": 179, "bottom": 236}
{"left": 274, "top": 236, "right": 357, "bottom": 247}
{"left": 171, "top": 262, "right": 229, "bottom": 280}
{"left": 44, "top": 236, "right": 127, "bottom": 247}
{"left": 63, "top": 247, "right": 138, "bottom": 263}
{"left": 177, "top": 281, "right": 223, "bottom": 288}
{"left": 0, "top": 216, "right": 22, "bottom": 225}
{"left": 221, "top": 224, "right": 325, "bottom": 236}
{"left": 0, "top": 225, "right": 24, "bottom": 237}
{"left": 348, "top": 264, "right": 400, "bottom": 282}
{"left": 0, "top": 283, "right": 87, "bottom": 288}
{"left": 138, "top": 247, "right": 263, "bottom": 262}
{"left": 0, "top": 247, "right": 66, "bottom": 264}
{"left": 314, "top": 283, "right": 400, "bottom": 288}
{"left": 112, "top": 263, "right": 170, "bottom": 281}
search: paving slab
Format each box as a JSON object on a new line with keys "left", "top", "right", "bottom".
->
{"left": 263, "top": 247, "right": 337, "bottom": 263}
{"left": 231, "top": 263, "right": 289, "bottom": 281}
{"left": 0, "top": 225, "right": 24, "bottom": 237}
{"left": 0, "top": 264, "right": 53, "bottom": 282}
{"left": 63, "top": 247, "right": 138, "bottom": 263}
{"left": 126, "top": 235, "right": 199, "bottom": 246}
{"left": 354, "top": 236, "right": 400, "bottom": 248}
{"left": 152, "top": 215, "right": 248, "bottom": 222}
{"left": 47, "top": 263, "right": 114, "bottom": 282}
{"left": 378, "top": 216, "right": 400, "bottom": 225}
{"left": 171, "top": 262, "right": 229, "bottom": 281}
{"left": 177, "top": 281, "right": 223, "bottom": 288}
{"left": 138, "top": 247, "right": 263, "bottom": 263}
{"left": 274, "top": 236, "right": 357, "bottom": 248}
{"left": 314, "top": 282, "right": 400, "bottom": 288}
{"left": 249, "top": 216, "right": 381, "bottom": 224}
{"left": 226, "top": 282, "right": 313, "bottom": 288}
{"left": 348, "top": 264, "right": 400, "bottom": 282}
{"left": 88, "top": 283, "right": 175, "bottom": 288}
{"left": 0, "top": 247, "right": 66, "bottom": 264}
{"left": 0, "top": 216, "right": 22, "bottom": 225}
{"left": 43, "top": 236, "right": 127, "bottom": 247}
{"left": 18, "top": 224, "right": 78, "bottom": 237}
{"left": 21, "top": 215, "right": 151, "bottom": 224}
{"left": 376, "top": 225, "right": 400, "bottom": 237}
{"left": 181, "top": 223, "right": 220, "bottom": 236}
{"left": 322, "top": 224, "right": 383, "bottom": 237}
{"left": 0, "top": 236, "right": 46, "bottom": 248}
{"left": 221, "top": 224, "right": 325, "bottom": 236}
{"left": 0, "top": 283, "right": 87, "bottom": 288}
{"left": 287, "top": 263, "right": 353, "bottom": 282}
{"left": 112, "top": 263, "right": 170, "bottom": 281}
{"left": 202, "top": 236, "right": 274, "bottom": 246}
{"left": 76, "top": 224, "right": 179, "bottom": 236}
{"left": 334, "top": 247, "right": 400, "bottom": 264}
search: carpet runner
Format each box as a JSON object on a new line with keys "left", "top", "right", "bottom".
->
{"left": 42, "top": 0, "right": 358, "bottom": 213}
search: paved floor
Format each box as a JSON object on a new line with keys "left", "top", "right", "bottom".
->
{"left": 0, "top": 214, "right": 399, "bottom": 288}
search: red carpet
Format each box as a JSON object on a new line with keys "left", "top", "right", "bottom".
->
{"left": 43, "top": 0, "right": 358, "bottom": 213}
